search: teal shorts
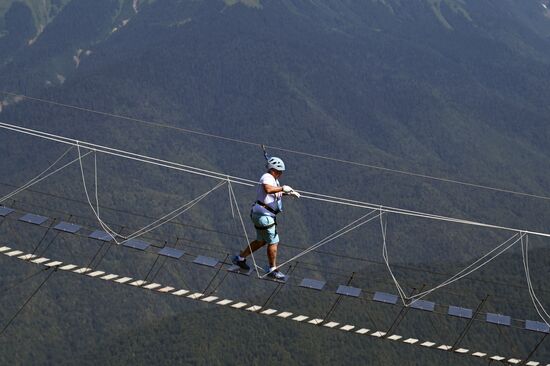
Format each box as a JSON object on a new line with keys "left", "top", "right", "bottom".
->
{"left": 250, "top": 212, "right": 279, "bottom": 245}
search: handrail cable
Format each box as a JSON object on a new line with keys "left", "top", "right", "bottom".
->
{"left": 1, "top": 121, "right": 550, "bottom": 239}
{"left": 3, "top": 90, "right": 550, "bottom": 201}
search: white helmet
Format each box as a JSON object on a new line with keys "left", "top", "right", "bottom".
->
{"left": 266, "top": 156, "right": 285, "bottom": 171}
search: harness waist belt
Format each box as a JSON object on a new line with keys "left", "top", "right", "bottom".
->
{"left": 255, "top": 200, "right": 280, "bottom": 215}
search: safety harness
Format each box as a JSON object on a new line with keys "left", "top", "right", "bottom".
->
{"left": 252, "top": 202, "right": 279, "bottom": 230}
{"left": 253, "top": 146, "right": 280, "bottom": 231}
{"left": 255, "top": 200, "right": 280, "bottom": 215}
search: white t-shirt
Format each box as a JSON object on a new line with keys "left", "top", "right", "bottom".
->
{"left": 252, "top": 172, "right": 282, "bottom": 217}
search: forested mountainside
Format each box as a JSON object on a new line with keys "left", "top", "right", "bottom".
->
{"left": 0, "top": 0, "right": 549, "bottom": 364}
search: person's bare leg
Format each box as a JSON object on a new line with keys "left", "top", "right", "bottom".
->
{"left": 240, "top": 240, "right": 265, "bottom": 258}
{"left": 267, "top": 243, "right": 278, "bottom": 269}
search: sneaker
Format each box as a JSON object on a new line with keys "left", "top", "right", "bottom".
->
{"left": 266, "top": 267, "right": 285, "bottom": 280}
{"left": 232, "top": 255, "right": 250, "bottom": 270}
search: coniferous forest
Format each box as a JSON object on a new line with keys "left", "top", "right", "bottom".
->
{"left": 0, "top": 1, "right": 550, "bottom": 364}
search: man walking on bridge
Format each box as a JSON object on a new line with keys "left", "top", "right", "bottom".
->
{"left": 232, "top": 157, "right": 300, "bottom": 279}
